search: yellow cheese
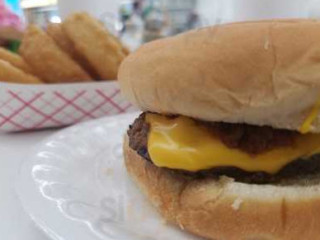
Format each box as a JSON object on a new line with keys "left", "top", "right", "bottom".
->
{"left": 300, "top": 97, "right": 320, "bottom": 134}
{"left": 146, "top": 113, "right": 320, "bottom": 174}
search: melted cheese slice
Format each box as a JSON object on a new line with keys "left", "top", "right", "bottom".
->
{"left": 146, "top": 113, "right": 320, "bottom": 174}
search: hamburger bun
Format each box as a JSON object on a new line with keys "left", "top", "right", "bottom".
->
{"left": 124, "top": 136, "right": 320, "bottom": 240}
{"left": 119, "top": 19, "right": 320, "bottom": 133}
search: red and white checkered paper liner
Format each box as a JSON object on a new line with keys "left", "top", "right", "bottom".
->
{"left": 0, "top": 81, "right": 137, "bottom": 132}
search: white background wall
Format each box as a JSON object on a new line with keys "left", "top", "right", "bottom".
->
{"left": 58, "top": 0, "right": 320, "bottom": 26}
{"left": 196, "top": 0, "right": 222, "bottom": 25}
{"left": 197, "top": 0, "right": 315, "bottom": 26}
{"left": 57, "top": 0, "right": 120, "bottom": 20}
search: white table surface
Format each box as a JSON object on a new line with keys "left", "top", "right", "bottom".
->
{"left": 0, "top": 130, "right": 56, "bottom": 240}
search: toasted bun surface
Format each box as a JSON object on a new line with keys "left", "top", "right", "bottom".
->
{"left": 119, "top": 19, "right": 320, "bottom": 132}
{"left": 124, "top": 136, "right": 320, "bottom": 240}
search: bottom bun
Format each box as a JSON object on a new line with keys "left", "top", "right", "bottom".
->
{"left": 123, "top": 136, "right": 320, "bottom": 240}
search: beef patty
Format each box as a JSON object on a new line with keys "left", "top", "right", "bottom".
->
{"left": 127, "top": 113, "right": 320, "bottom": 184}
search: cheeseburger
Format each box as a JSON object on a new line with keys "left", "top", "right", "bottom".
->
{"left": 118, "top": 19, "right": 320, "bottom": 240}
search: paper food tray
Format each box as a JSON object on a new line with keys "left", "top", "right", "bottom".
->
{"left": 0, "top": 81, "right": 137, "bottom": 131}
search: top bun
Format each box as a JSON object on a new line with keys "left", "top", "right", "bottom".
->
{"left": 118, "top": 19, "right": 320, "bottom": 132}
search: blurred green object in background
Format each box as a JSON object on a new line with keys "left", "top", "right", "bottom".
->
{"left": 7, "top": 39, "right": 20, "bottom": 53}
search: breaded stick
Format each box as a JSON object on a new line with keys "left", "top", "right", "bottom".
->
{"left": 46, "top": 23, "right": 101, "bottom": 80}
{"left": 46, "top": 23, "right": 77, "bottom": 60}
{"left": 0, "top": 60, "right": 42, "bottom": 84}
{"left": 0, "top": 47, "right": 33, "bottom": 74}
{"left": 95, "top": 18, "right": 130, "bottom": 56}
{"left": 62, "top": 12, "right": 126, "bottom": 80}
{"left": 19, "top": 25, "right": 92, "bottom": 83}
{"left": 122, "top": 45, "right": 130, "bottom": 56}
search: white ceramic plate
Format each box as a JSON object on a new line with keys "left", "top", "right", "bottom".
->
{"left": 16, "top": 113, "right": 201, "bottom": 240}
